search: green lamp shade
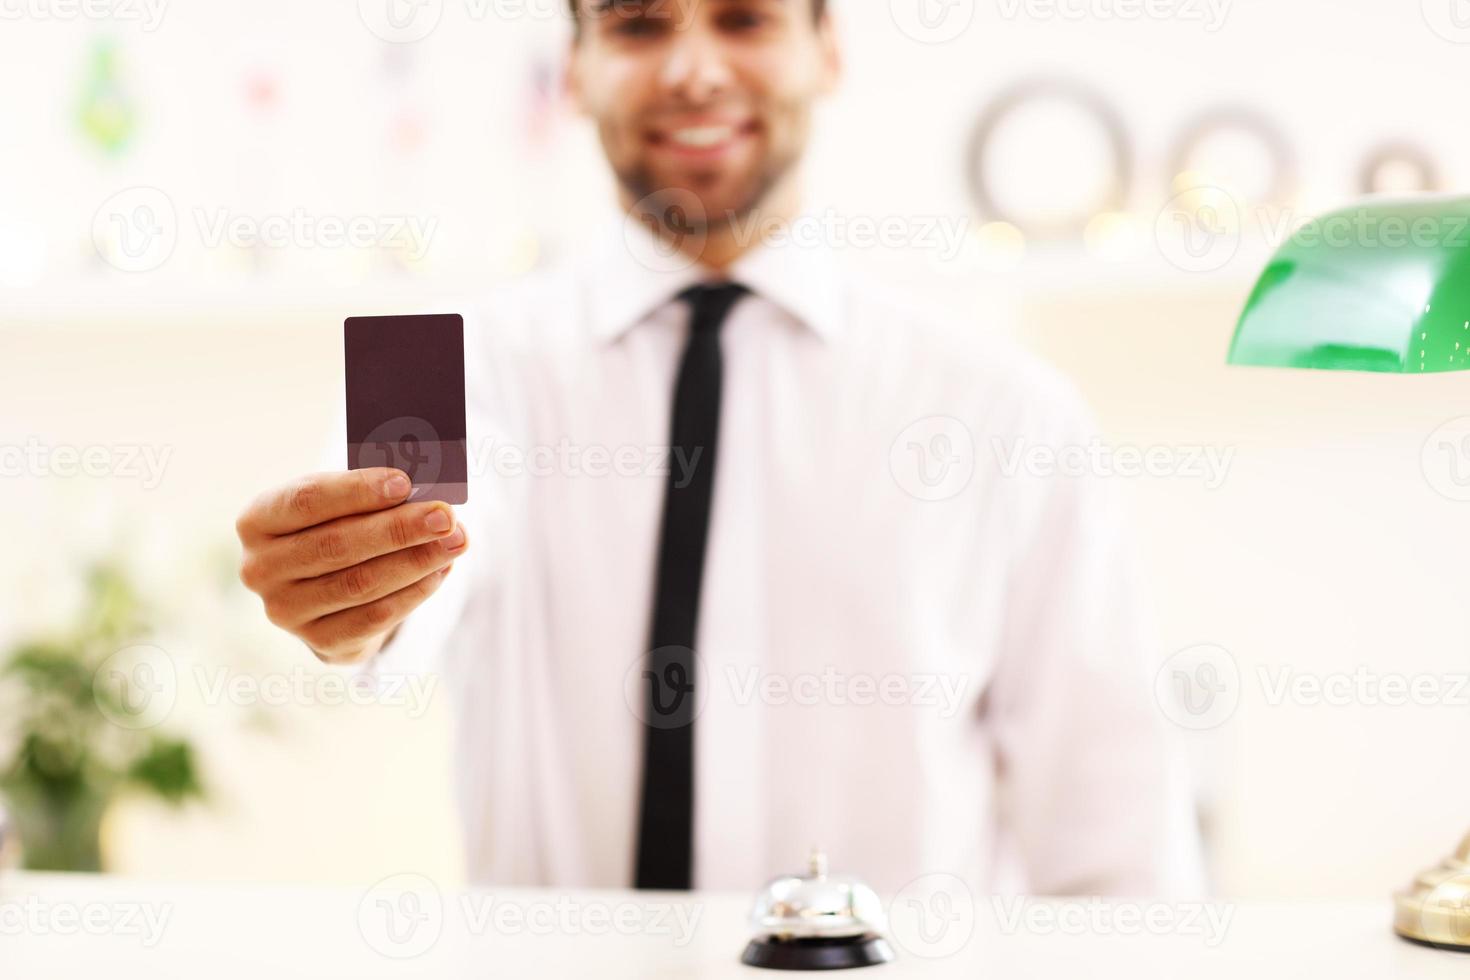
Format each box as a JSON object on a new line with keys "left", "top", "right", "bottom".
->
{"left": 1228, "top": 196, "right": 1470, "bottom": 373}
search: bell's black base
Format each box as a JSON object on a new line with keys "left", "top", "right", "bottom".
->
{"left": 741, "top": 934, "right": 894, "bottom": 970}
{"left": 1398, "top": 934, "right": 1470, "bottom": 953}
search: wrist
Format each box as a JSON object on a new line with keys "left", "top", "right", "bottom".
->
{"left": 308, "top": 629, "right": 391, "bottom": 667}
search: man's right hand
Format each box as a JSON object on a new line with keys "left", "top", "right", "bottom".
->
{"left": 235, "top": 468, "right": 469, "bottom": 664}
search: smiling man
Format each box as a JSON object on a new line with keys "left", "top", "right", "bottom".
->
{"left": 236, "top": 0, "right": 1204, "bottom": 896}
{"left": 570, "top": 0, "right": 836, "bottom": 268}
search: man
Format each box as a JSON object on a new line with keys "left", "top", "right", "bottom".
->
{"left": 235, "top": 0, "right": 1203, "bottom": 895}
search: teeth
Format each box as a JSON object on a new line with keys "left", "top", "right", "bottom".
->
{"left": 670, "top": 125, "right": 735, "bottom": 148}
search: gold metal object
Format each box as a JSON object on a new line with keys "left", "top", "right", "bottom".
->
{"left": 1395, "top": 834, "right": 1470, "bottom": 951}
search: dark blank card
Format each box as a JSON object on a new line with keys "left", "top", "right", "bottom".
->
{"left": 345, "top": 313, "right": 468, "bottom": 504}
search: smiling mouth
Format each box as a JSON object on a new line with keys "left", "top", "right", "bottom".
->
{"left": 647, "top": 119, "right": 761, "bottom": 155}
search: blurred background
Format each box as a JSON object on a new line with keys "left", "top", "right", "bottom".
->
{"left": 2, "top": 0, "right": 1468, "bottom": 899}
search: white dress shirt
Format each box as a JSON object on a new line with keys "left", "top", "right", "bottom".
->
{"left": 368, "top": 215, "right": 1205, "bottom": 898}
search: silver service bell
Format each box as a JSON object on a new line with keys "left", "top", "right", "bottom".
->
{"left": 741, "top": 849, "right": 894, "bottom": 970}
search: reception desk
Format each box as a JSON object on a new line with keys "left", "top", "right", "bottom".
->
{"left": 2, "top": 871, "right": 1459, "bottom": 978}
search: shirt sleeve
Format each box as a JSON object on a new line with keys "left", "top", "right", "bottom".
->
{"left": 986, "top": 379, "right": 1207, "bottom": 898}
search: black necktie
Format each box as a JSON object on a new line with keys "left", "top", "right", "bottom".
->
{"left": 634, "top": 281, "right": 749, "bottom": 891}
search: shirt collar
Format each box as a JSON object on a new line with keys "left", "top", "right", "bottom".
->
{"left": 585, "top": 207, "right": 846, "bottom": 344}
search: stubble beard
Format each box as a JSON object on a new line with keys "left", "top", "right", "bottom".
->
{"left": 615, "top": 140, "right": 800, "bottom": 239}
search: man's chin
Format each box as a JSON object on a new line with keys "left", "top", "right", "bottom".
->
{"left": 624, "top": 165, "right": 777, "bottom": 219}
{"left": 650, "top": 187, "right": 752, "bottom": 225}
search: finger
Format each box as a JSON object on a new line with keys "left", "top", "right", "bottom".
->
{"left": 302, "top": 564, "right": 454, "bottom": 661}
{"left": 271, "top": 525, "right": 468, "bottom": 625}
{"left": 239, "top": 469, "right": 412, "bottom": 540}
{"left": 266, "top": 501, "right": 457, "bottom": 581}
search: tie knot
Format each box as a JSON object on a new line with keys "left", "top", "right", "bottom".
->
{"left": 678, "top": 281, "right": 749, "bottom": 331}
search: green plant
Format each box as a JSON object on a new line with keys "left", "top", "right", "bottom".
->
{"left": 0, "top": 560, "right": 204, "bottom": 871}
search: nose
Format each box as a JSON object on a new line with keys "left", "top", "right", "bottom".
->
{"left": 657, "top": 23, "right": 735, "bottom": 105}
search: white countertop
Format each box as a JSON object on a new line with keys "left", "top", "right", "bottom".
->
{"left": 2, "top": 871, "right": 1461, "bottom": 978}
